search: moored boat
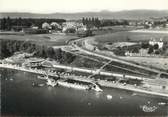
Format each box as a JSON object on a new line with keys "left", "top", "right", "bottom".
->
{"left": 140, "top": 105, "right": 157, "bottom": 112}
{"left": 37, "top": 75, "right": 48, "bottom": 80}
{"left": 57, "top": 79, "right": 103, "bottom": 92}
{"left": 57, "top": 79, "right": 90, "bottom": 90}
{"left": 92, "top": 84, "right": 103, "bottom": 92}
{"left": 46, "top": 78, "right": 57, "bottom": 87}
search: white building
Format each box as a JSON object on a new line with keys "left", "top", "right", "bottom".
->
{"left": 149, "top": 38, "right": 164, "bottom": 49}
{"left": 62, "top": 21, "right": 87, "bottom": 33}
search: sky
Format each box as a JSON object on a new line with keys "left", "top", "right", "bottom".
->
{"left": 0, "top": 0, "right": 168, "bottom": 13}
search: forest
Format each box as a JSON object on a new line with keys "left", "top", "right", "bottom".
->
{"left": 0, "top": 39, "right": 76, "bottom": 64}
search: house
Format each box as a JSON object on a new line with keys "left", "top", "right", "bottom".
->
{"left": 149, "top": 38, "right": 164, "bottom": 49}
{"left": 62, "top": 21, "right": 87, "bottom": 33}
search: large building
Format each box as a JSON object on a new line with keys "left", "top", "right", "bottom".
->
{"left": 149, "top": 38, "right": 164, "bottom": 49}
{"left": 62, "top": 21, "right": 87, "bottom": 33}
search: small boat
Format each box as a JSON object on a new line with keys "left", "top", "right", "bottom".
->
{"left": 140, "top": 105, "right": 157, "bottom": 112}
{"left": 158, "top": 102, "right": 167, "bottom": 106}
{"left": 132, "top": 93, "right": 137, "bottom": 96}
{"left": 10, "top": 78, "right": 14, "bottom": 81}
{"left": 107, "top": 95, "right": 113, "bottom": 100}
{"left": 92, "top": 84, "right": 103, "bottom": 92}
{"left": 38, "top": 83, "right": 45, "bottom": 87}
{"left": 37, "top": 75, "right": 47, "bottom": 80}
{"left": 88, "top": 102, "right": 91, "bottom": 106}
{"left": 120, "top": 96, "right": 123, "bottom": 99}
{"left": 32, "top": 82, "right": 44, "bottom": 87}
{"left": 46, "top": 78, "right": 57, "bottom": 87}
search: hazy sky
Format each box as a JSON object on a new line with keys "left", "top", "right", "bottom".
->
{"left": 0, "top": 0, "right": 168, "bottom": 13}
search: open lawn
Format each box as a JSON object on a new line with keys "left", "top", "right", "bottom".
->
{"left": 0, "top": 33, "right": 79, "bottom": 46}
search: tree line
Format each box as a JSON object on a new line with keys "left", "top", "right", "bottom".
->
{"left": 82, "top": 17, "right": 129, "bottom": 29}
{"left": 82, "top": 17, "right": 101, "bottom": 29}
{"left": 0, "top": 17, "right": 66, "bottom": 30}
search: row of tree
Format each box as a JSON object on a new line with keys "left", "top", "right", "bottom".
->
{"left": 101, "top": 19, "right": 129, "bottom": 27}
{"left": 82, "top": 17, "right": 101, "bottom": 29}
{"left": 0, "top": 17, "right": 66, "bottom": 30}
{"left": 82, "top": 17, "right": 130, "bottom": 29}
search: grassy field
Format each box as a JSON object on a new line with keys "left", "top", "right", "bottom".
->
{"left": 94, "top": 31, "right": 168, "bottom": 44}
{"left": 92, "top": 26, "right": 139, "bottom": 35}
{"left": 0, "top": 33, "right": 79, "bottom": 46}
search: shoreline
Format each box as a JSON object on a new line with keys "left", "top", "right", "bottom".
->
{"left": 1, "top": 64, "right": 168, "bottom": 98}
{"left": 99, "top": 80, "right": 168, "bottom": 99}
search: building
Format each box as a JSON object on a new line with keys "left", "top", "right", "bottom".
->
{"left": 62, "top": 21, "right": 87, "bottom": 33}
{"left": 149, "top": 38, "right": 164, "bottom": 49}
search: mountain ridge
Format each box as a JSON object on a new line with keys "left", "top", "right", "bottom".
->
{"left": 0, "top": 10, "right": 168, "bottom": 20}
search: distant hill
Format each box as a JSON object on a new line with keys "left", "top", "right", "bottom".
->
{"left": 0, "top": 10, "right": 168, "bottom": 20}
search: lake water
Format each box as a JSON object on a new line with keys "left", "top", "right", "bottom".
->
{"left": 1, "top": 68, "right": 168, "bottom": 116}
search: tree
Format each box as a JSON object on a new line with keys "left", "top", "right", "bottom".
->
{"left": 132, "top": 47, "right": 139, "bottom": 53}
{"left": 95, "top": 17, "right": 101, "bottom": 29}
{"left": 0, "top": 18, "right": 7, "bottom": 30}
{"left": 148, "top": 46, "right": 154, "bottom": 54}
{"left": 155, "top": 50, "right": 160, "bottom": 54}
{"left": 141, "top": 42, "right": 149, "bottom": 49}
{"left": 153, "top": 44, "right": 159, "bottom": 50}
{"left": 64, "top": 28, "right": 76, "bottom": 33}
{"left": 47, "top": 47, "right": 55, "bottom": 58}
{"left": 82, "top": 17, "right": 85, "bottom": 25}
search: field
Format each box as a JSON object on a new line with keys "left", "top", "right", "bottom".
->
{"left": 92, "top": 26, "right": 140, "bottom": 35}
{"left": 0, "top": 33, "right": 79, "bottom": 46}
{"left": 93, "top": 31, "right": 168, "bottom": 44}
{"left": 120, "top": 56, "right": 168, "bottom": 71}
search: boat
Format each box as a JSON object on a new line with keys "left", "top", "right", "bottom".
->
{"left": 132, "top": 93, "right": 137, "bottom": 96}
{"left": 107, "top": 95, "right": 113, "bottom": 100}
{"left": 46, "top": 78, "right": 57, "bottom": 87}
{"left": 158, "top": 102, "right": 167, "bottom": 106}
{"left": 37, "top": 75, "right": 47, "bottom": 80}
{"left": 32, "top": 82, "right": 45, "bottom": 87}
{"left": 140, "top": 105, "right": 157, "bottom": 112}
{"left": 57, "top": 79, "right": 103, "bottom": 92}
{"left": 57, "top": 79, "right": 90, "bottom": 90}
{"left": 10, "top": 78, "right": 14, "bottom": 81}
{"left": 92, "top": 84, "right": 103, "bottom": 92}
{"left": 38, "top": 83, "right": 45, "bottom": 87}
{"left": 120, "top": 96, "right": 123, "bottom": 99}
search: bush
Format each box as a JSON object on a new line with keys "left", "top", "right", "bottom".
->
{"left": 141, "top": 42, "right": 149, "bottom": 49}
{"left": 148, "top": 46, "right": 154, "bottom": 54}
